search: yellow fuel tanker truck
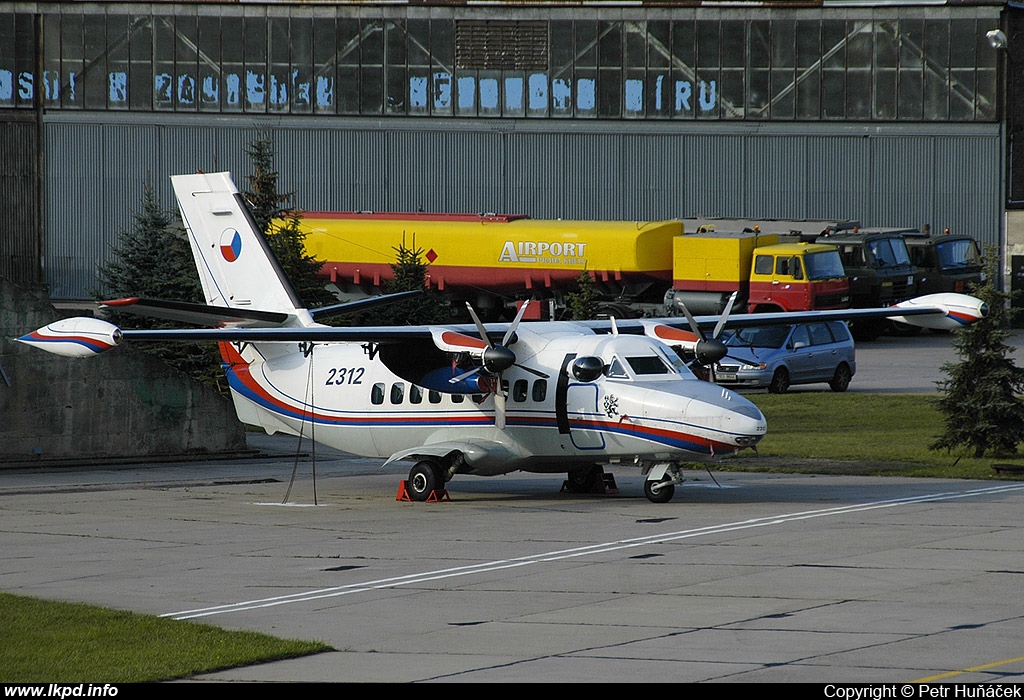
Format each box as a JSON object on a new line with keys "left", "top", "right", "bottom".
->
{"left": 296, "top": 211, "right": 850, "bottom": 319}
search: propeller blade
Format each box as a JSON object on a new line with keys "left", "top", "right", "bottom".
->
{"left": 712, "top": 291, "right": 739, "bottom": 339}
{"left": 502, "top": 300, "right": 531, "bottom": 346}
{"left": 464, "top": 302, "right": 494, "bottom": 349}
{"left": 449, "top": 366, "right": 482, "bottom": 384}
{"left": 678, "top": 301, "right": 707, "bottom": 342}
{"left": 514, "top": 363, "right": 550, "bottom": 379}
{"left": 724, "top": 354, "right": 764, "bottom": 368}
{"left": 494, "top": 390, "right": 506, "bottom": 430}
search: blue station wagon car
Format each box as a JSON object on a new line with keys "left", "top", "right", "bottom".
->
{"left": 714, "top": 321, "right": 856, "bottom": 394}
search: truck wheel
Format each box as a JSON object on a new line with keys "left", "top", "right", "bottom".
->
{"left": 829, "top": 364, "right": 852, "bottom": 392}
{"left": 890, "top": 321, "right": 921, "bottom": 337}
{"left": 851, "top": 319, "right": 883, "bottom": 341}
{"left": 768, "top": 368, "right": 790, "bottom": 394}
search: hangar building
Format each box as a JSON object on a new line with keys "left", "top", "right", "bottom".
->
{"left": 1, "top": 0, "right": 1020, "bottom": 300}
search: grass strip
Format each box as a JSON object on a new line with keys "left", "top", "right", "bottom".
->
{"left": 733, "top": 392, "right": 1024, "bottom": 479}
{"left": 0, "top": 592, "right": 330, "bottom": 682}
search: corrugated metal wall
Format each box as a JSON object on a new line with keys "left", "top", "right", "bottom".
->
{"left": 43, "top": 113, "right": 1002, "bottom": 299}
{"left": 1, "top": 111, "right": 40, "bottom": 287}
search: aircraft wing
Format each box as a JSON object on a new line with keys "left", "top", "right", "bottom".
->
{"left": 581, "top": 293, "right": 987, "bottom": 335}
{"left": 18, "top": 291, "right": 985, "bottom": 359}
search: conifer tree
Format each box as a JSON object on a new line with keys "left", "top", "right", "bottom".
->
{"left": 96, "top": 182, "right": 222, "bottom": 387}
{"left": 363, "top": 241, "right": 448, "bottom": 326}
{"left": 931, "top": 249, "right": 1024, "bottom": 457}
{"left": 243, "top": 131, "right": 334, "bottom": 308}
{"left": 564, "top": 268, "right": 599, "bottom": 320}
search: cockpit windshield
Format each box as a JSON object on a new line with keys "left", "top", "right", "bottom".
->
{"left": 604, "top": 353, "right": 680, "bottom": 379}
{"left": 626, "top": 356, "right": 672, "bottom": 375}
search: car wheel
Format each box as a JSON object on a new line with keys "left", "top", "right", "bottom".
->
{"left": 768, "top": 367, "right": 790, "bottom": 394}
{"left": 829, "top": 363, "right": 852, "bottom": 392}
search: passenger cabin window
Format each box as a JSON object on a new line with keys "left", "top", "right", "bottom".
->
{"left": 451, "top": 394, "right": 464, "bottom": 403}
{"left": 371, "top": 382, "right": 385, "bottom": 405}
{"left": 428, "top": 390, "right": 442, "bottom": 404}
{"left": 390, "top": 383, "right": 405, "bottom": 404}
{"left": 409, "top": 385, "right": 423, "bottom": 404}
{"left": 513, "top": 379, "right": 528, "bottom": 402}
{"left": 532, "top": 379, "right": 547, "bottom": 402}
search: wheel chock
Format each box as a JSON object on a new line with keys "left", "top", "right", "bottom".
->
{"left": 396, "top": 480, "right": 451, "bottom": 502}
{"left": 426, "top": 489, "right": 451, "bottom": 503}
{"left": 601, "top": 473, "right": 619, "bottom": 494}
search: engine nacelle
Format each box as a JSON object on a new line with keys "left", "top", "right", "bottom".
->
{"left": 888, "top": 293, "right": 989, "bottom": 331}
{"left": 17, "top": 318, "right": 122, "bottom": 358}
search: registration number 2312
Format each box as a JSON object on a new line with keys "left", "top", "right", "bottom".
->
{"left": 324, "top": 367, "right": 365, "bottom": 385}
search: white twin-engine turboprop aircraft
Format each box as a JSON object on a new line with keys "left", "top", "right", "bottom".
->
{"left": 20, "top": 172, "right": 988, "bottom": 503}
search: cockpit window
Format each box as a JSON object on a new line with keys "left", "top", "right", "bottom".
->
{"left": 605, "top": 357, "right": 629, "bottom": 378}
{"left": 625, "top": 356, "right": 672, "bottom": 375}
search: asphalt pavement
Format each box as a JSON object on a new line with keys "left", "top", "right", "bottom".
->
{"left": 2, "top": 331, "right": 1024, "bottom": 683}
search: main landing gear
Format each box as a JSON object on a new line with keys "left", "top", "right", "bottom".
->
{"left": 562, "top": 464, "right": 618, "bottom": 496}
{"left": 398, "top": 460, "right": 451, "bottom": 502}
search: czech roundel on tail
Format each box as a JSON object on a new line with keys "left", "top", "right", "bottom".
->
{"left": 18, "top": 172, "right": 988, "bottom": 503}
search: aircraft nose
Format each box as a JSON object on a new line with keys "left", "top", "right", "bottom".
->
{"left": 729, "top": 401, "right": 767, "bottom": 446}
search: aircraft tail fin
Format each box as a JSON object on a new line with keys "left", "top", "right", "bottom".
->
{"left": 171, "top": 171, "right": 309, "bottom": 323}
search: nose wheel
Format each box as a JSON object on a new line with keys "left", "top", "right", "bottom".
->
{"left": 642, "top": 462, "right": 682, "bottom": 503}
{"left": 643, "top": 476, "right": 675, "bottom": 503}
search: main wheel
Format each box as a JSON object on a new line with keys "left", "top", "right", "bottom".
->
{"left": 829, "top": 363, "right": 852, "bottom": 392}
{"left": 408, "top": 461, "right": 442, "bottom": 502}
{"left": 644, "top": 477, "right": 675, "bottom": 503}
{"left": 566, "top": 465, "right": 602, "bottom": 493}
{"left": 768, "top": 367, "right": 790, "bottom": 394}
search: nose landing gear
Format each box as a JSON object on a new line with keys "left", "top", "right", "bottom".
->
{"left": 642, "top": 462, "right": 682, "bottom": 503}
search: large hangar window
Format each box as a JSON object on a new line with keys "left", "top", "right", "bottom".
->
{"left": 0, "top": 7, "right": 999, "bottom": 122}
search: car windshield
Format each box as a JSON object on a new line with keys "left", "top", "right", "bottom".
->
{"left": 935, "top": 239, "right": 981, "bottom": 270}
{"left": 867, "top": 238, "right": 912, "bottom": 268}
{"left": 725, "top": 326, "right": 791, "bottom": 349}
{"left": 804, "top": 250, "right": 846, "bottom": 280}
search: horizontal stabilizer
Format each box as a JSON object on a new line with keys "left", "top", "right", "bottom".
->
{"left": 101, "top": 297, "right": 290, "bottom": 327}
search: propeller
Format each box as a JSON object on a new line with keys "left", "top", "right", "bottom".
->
{"left": 673, "top": 292, "right": 762, "bottom": 382}
{"left": 449, "top": 300, "right": 548, "bottom": 429}
{"left": 677, "top": 292, "right": 737, "bottom": 368}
